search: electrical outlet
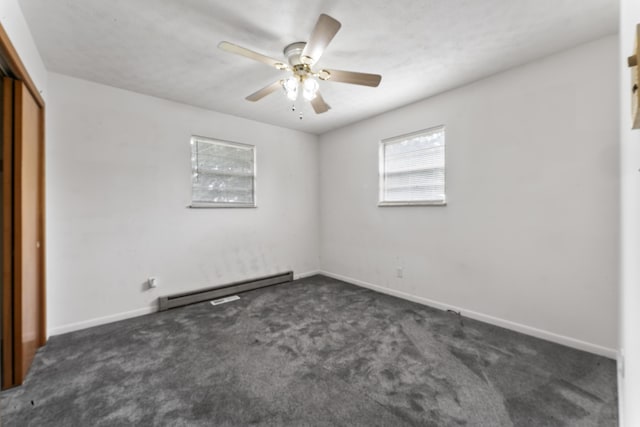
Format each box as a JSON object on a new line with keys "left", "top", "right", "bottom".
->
{"left": 396, "top": 267, "right": 403, "bottom": 278}
{"left": 147, "top": 277, "right": 157, "bottom": 289}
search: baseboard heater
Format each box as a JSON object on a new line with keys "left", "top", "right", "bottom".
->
{"left": 158, "top": 271, "right": 293, "bottom": 311}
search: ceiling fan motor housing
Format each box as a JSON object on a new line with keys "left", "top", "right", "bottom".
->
{"left": 284, "top": 42, "right": 307, "bottom": 66}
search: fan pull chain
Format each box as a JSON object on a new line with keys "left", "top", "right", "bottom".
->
{"left": 290, "top": 103, "right": 303, "bottom": 120}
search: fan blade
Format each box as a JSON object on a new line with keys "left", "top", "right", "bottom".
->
{"left": 246, "top": 80, "right": 282, "bottom": 102}
{"left": 218, "top": 41, "right": 289, "bottom": 70}
{"left": 300, "top": 14, "right": 341, "bottom": 65}
{"left": 311, "top": 92, "right": 331, "bottom": 114}
{"left": 322, "top": 69, "right": 381, "bottom": 87}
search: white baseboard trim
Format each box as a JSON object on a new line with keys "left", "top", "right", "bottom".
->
{"left": 47, "top": 271, "right": 318, "bottom": 337}
{"left": 47, "top": 271, "right": 615, "bottom": 360}
{"left": 319, "top": 270, "right": 617, "bottom": 359}
{"left": 294, "top": 270, "right": 321, "bottom": 280}
{"left": 48, "top": 306, "right": 155, "bottom": 336}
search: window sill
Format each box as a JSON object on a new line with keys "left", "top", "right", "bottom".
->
{"left": 378, "top": 200, "right": 446, "bottom": 207}
{"left": 188, "top": 203, "right": 257, "bottom": 209}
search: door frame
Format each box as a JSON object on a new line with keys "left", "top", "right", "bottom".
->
{"left": 0, "top": 22, "right": 46, "bottom": 389}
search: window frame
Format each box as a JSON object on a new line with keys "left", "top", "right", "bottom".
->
{"left": 189, "top": 135, "right": 257, "bottom": 209}
{"left": 378, "top": 125, "right": 446, "bottom": 207}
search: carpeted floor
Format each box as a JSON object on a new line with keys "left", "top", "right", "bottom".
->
{"left": 0, "top": 275, "right": 617, "bottom": 426}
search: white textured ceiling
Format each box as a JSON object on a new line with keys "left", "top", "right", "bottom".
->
{"left": 19, "top": 0, "right": 617, "bottom": 135}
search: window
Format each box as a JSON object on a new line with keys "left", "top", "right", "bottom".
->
{"left": 190, "top": 136, "right": 256, "bottom": 208}
{"left": 379, "top": 125, "right": 446, "bottom": 206}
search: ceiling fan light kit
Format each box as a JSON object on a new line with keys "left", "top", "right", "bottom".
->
{"left": 218, "top": 13, "right": 382, "bottom": 116}
{"left": 283, "top": 76, "right": 298, "bottom": 101}
{"left": 302, "top": 77, "right": 320, "bottom": 101}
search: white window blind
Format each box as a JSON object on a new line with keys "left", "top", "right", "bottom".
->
{"left": 379, "top": 126, "right": 446, "bottom": 205}
{"left": 190, "top": 136, "right": 256, "bottom": 208}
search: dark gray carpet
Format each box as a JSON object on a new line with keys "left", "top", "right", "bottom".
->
{"left": 0, "top": 275, "right": 617, "bottom": 426}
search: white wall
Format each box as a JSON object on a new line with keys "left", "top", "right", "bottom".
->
{"left": 46, "top": 73, "right": 320, "bottom": 334}
{"left": 0, "top": 0, "right": 47, "bottom": 97}
{"left": 619, "top": 0, "right": 640, "bottom": 424}
{"left": 319, "top": 36, "right": 619, "bottom": 357}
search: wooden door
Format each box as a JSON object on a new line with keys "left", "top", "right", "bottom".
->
{"left": 14, "top": 78, "right": 45, "bottom": 382}
{"left": 1, "top": 76, "right": 13, "bottom": 388}
{"left": 1, "top": 77, "right": 46, "bottom": 388}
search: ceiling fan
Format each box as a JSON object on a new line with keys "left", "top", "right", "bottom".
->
{"left": 218, "top": 14, "right": 382, "bottom": 115}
